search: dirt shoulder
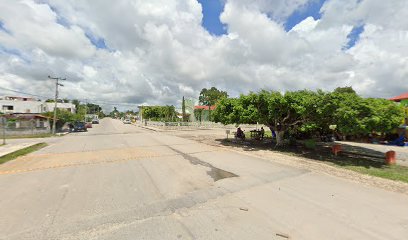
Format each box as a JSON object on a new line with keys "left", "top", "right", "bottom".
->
{"left": 168, "top": 129, "right": 408, "bottom": 195}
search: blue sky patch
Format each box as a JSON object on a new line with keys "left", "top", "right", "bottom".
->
{"left": 56, "top": 16, "right": 71, "bottom": 28}
{"left": 284, "top": 0, "right": 326, "bottom": 32}
{"left": 85, "top": 32, "right": 108, "bottom": 49}
{"left": 0, "top": 45, "right": 30, "bottom": 63}
{"left": 0, "top": 21, "right": 11, "bottom": 34}
{"left": 344, "top": 25, "right": 365, "bottom": 50}
{"left": 197, "top": 0, "right": 226, "bottom": 36}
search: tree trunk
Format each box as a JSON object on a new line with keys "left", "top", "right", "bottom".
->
{"left": 275, "top": 130, "right": 285, "bottom": 147}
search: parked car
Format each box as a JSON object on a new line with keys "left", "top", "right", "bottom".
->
{"left": 92, "top": 119, "right": 99, "bottom": 124}
{"left": 70, "top": 122, "right": 88, "bottom": 132}
{"left": 123, "top": 119, "right": 131, "bottom": 124}
{"left": 85, "top": 122, "right": 92, "bottom": 128}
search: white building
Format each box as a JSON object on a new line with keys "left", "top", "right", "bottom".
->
{"left": 44, "top": 102, "right": 76, "bottom": 113}
{"left": 0, "top": 96, "right": 76, "bottom": 114}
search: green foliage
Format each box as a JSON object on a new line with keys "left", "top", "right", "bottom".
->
{"left": 43, "top": 109, "right": 84, "bottom": 124}
{"left": 199, "top": 87, "right": 228, "bottom": 121}
{"left": 142, "top": 106, "right": 177, "bottom": 121}
{"left": 198, "top": 87, "right": 228, "bottom": 106}
{"left": 0, "top": 143, "right": 48, "bottom": 165}
{"left": 86, "top": 103, "right": 102, "bottom": 114}
{"left": 318, "top": 90, "right": 404, "bottom": 136}
{"left": 72, "top": 99, "right": 80, "bottom": 109}
{"left": 214, "top": 87, "right": 404, "bottom": 144}
{"left": 109, "top": 107, "right": 120, "bottom": 118}
{"left": 213, "top": 98, "right": 242, "bottom": 124}
{"left": 194, "top": 108, "right": 203, "bottom": 122}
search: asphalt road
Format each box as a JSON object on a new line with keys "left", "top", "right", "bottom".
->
{"left": 1, "top": 118, "right": 408, "bottom": 239}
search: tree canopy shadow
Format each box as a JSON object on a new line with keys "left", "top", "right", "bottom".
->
{"left": 216, "top": 137, "right": 389, "bottom": 169}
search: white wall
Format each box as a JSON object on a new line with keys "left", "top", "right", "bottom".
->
{"left": 0, "top": 100, "right": 76, "bottom": 114}
{"left": 44, "top": 102, "right": 76, "bottom": 113}
{"left": 0, "top": 100, "right": 44, "bottom": 113}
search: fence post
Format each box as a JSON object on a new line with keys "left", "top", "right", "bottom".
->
{"left": 31, "top": 119, "right": 34, "bottom": 136}
{"left": 2, "top": 117, "right": 6, "bottom": 145}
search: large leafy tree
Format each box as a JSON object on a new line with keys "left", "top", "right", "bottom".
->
{"left": 142, "top": 106, "right": 177, "bottom": 121}
{"left": 199, "top": 87, "right": 228, "bottom": 121}
{"left": 214, "top": 90, "right": 321, "bottom": 145}
{"left": 214, "top": 87, "right": 405, "bottom": 145}
{"left": 317, "top": 88, "right": 404, "bottom": 137}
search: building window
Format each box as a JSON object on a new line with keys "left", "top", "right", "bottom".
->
{"left": 2, "top": 105, "right": 14, "bottom": 111}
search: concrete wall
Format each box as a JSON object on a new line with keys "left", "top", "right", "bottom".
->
{"left": 1, "top": 118, "right": 51, "bottom": 136}
{"left": 4, "top": 128, "right": 50, "bottom": 136}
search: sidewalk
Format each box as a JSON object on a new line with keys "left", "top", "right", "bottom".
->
{"left": 0, "top": 142, "right": 41, "bottom": 158}
{"left": 132, "top": 123, "right": 162, "bottom": 132}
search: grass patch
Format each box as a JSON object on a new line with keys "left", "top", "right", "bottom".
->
{"left": 343, "top": 164, "right": 408, "bottom": 183}
{"left": 5, "top": 133, "right": 54, "bottom": 139}
{"left": 0, "top": 143, "right": 48, "bottom": 165}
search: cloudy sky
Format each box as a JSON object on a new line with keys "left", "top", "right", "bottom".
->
{"left": 0, "top": 0, "right": 407, "bottom": 110}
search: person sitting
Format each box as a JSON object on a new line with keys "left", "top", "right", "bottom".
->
{"left": 236, "top": 127, "right": 245, "bottom": 139}
{"left": 260, "top": 127, "right": 265, "bottom": 139}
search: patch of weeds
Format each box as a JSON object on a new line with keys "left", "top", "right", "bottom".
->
{"left": 0, "top": 143, "right": 48, "bottom": 165}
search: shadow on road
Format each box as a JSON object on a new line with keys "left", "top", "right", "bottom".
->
{"left": 215, "top": 137, "right": 389, "bottom": 169}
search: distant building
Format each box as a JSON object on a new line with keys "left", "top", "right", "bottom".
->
{"left": 2, "top": 113, "right": 51, "bottom": 135}
{"left": 0, "top": 96, "right": 76, "bottom": 114}
{"left": 390, "top": 92, "right": 408, "bottom": 103}
{"left": 44, "top": 102, "right": 76, "bottom": 114}
{"left": 194, "top": 105, "right": 216, "bottom": 122}
{"left": 389, "top": 92, "right": 408, "bottom": 128}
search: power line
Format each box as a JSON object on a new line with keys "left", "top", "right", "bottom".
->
{"left": 0, "top": 86, "right": 52, "bottom": 99}
{"left": 0, "top": 86, "right": 138, "bottom": 107}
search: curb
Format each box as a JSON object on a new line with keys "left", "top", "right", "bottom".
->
{"left": 0, "top": 142, "right": 41, "bottom": 158}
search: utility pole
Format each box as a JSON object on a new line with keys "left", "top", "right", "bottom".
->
{"left": 48, "top": 76, "right": 66, "bottom": 135}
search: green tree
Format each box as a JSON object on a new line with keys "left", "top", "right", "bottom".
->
{"left": 142, "top": 106, "right": 177, "bottom": 121}
{"left": 71, "top": 99, "right": 81, "bottom": 111}
{"left": 86, "top": 103, "right": 102, "bottom": 114}
{"left": 199, "top": 87, "right": 228, "bottom": 121}
{"left": 214, "top": 90, "right": 322, "bottom": 146}
{"left": 194, "top": 108, "right": 203, "bottom": 122}
{"left": 214, "top": 87, "right": 404, "bottom": 145}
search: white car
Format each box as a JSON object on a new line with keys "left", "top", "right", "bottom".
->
{"left": 123, "top": 119, "right": 131, "bottom": 124}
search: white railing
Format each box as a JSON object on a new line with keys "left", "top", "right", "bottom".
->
{"left": 143, "top": 121, "right": 265, "bottom": 130}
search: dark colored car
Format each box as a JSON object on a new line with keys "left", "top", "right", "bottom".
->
{"left": 70, "top": 122, "right": 88, "bottom": 132}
